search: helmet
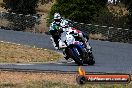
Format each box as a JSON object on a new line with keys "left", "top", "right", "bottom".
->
{"left": 54, "top": 13, "right": 61, "bottom": 24}
{"left": 61, "top": 20, "right": 70, "bottom": 32}
{"left": 61, "top": 20, "right": 69, "bottom": 28}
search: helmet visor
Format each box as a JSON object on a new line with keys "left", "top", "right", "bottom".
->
{"left": 54, "top": 19, "right": 61, "bottom": 22}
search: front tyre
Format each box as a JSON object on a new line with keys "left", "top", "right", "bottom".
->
{"left": 70, "top": 47, "right": 83, "bottom": 66}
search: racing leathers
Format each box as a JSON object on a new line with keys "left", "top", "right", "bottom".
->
{"left": 49, "top": 21, "right": 63, "bottom": 49}
{"left": 63, "top": 27, "right": 92, "bottom": 60}
{"left": 68, "top": 27, "right": 91, "bottom": 50}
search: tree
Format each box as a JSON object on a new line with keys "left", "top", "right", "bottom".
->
{"left": 49, "top": 0, "right": 107, "bottom": 23}
{"left": 2, "top": 0, "right": 53, "bottom": 31}
{"left": 120, "top": 0, "right": 132, "bottom": 28}
{"left": 2, "top": 0, "right": 40, "bottom": 31}
{"left": 3, "top": 0, "right": 39, "bottom": 14}
{"left": 41, "top": 0, "right": 53, "bottom": 5}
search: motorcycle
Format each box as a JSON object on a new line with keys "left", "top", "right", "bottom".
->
{"left": 57, "top": 28, "right": 95, "bottom": 66}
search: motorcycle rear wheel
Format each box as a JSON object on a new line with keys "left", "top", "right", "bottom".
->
{"left": 87, "top": 53, "right": 95, "bottom": 65}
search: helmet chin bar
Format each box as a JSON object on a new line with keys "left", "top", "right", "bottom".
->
{"left": 55, "top": 22, "right": 61, "bottom": 25}
{"left": 54, "top": 19, "right": 61, "bottom": 22}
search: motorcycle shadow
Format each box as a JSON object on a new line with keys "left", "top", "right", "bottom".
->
{"left": 54, "top": 61, "right": 91, "bottom": 66}
{"left": 56, "top": 58, "right": 95, "bottom": 66}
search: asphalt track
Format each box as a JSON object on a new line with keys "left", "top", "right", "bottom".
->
{"left": 0, "top": 29, "right": 132, "bottom": 73}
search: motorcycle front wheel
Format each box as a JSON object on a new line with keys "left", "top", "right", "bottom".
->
{"left": 69, "top": 47, "right": 83, "bottom": 66}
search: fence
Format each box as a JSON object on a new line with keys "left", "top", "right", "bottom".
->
{"left": 72, "top": 22, "right": 132, "bottom": 43}
{"left": 0, "top": 11, "right": 132, "bottom": 44}
{"left": 0, "top": 11, "right": 40, "bottom": 32}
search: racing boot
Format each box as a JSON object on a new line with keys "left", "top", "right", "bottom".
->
{"left": 55, "top": 40, "right": 60, "bottom": 50}
{"left": 83, "top": 41, "right": 92, "bottom": 53}
{"left": 86, "top": 42, "right": 92, "bottom": 53}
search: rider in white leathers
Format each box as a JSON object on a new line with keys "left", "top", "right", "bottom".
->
{"left": 61, "top": 20, "right": 92, "bottom": 60}
{"left": 49, "top": 13, "right": 64, "bottom": 49}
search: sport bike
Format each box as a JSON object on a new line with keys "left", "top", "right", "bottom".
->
{"left": 57, "top": 28, "right": 95, "bottom": 65}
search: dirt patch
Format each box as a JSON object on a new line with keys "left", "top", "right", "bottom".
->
{"left": 0, "top": 71, "right": 77, "bottom": 85}
{"left": 0, "top": 42, "right": 63, "bottom": 63}
{"left": 107, "top": 4, "right": 129, "bottom": 16}
{"left": 89, "top": 33, "right": 107, "bottom": 40}
{"left": 0, "top": 71, "right": 131, "bottom": 88}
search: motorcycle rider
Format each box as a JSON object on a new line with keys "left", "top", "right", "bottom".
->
{"left": 49, "top": 13, "right": 63, "bottom": 49}
{"left": 61, "top": 20, "right": 92, "bottom": 60}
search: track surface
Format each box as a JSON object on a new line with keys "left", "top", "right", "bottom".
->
{"left": 0, "top": 29, "right": 132, "bottom": 73}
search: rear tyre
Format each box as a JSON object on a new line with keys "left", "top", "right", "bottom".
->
{"left": 87, "top": 53, "right": 95, "bottom": 65}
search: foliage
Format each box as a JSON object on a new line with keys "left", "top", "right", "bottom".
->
{"left": 49, "top": 0, "right": 107, "bottom": 23}
{"left": 3, "top": 0, "right": 39, "bottom": 14}
{"left": 41, "top": 0, "right": 53, "bottom": 5}
{"left": 120, "top": 0, "right": 132, "bottom": 28}
{"left": 2, "top": 0, "right": 40, "bottom": 31}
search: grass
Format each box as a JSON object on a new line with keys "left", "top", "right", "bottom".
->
{"left": 0, "top": 41, "right": 63, "bottom": 63}
{"left": 0, "top": 2, "right": 131, "bottom": 88}
{"left": 0, "top": 71, "right": 131, "bottom": 88}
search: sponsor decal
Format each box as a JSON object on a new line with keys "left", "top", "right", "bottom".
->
{"left": 76, "top": 67, "right": 131, "bottom": 84}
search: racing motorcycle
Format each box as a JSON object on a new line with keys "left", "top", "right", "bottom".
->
{"left": 53, "top": 27, "right": 95, "bottom": 66}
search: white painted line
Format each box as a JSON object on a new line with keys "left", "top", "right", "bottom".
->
{"left": 101, "top": 26, "right": 107, "bottom": 28}
{"left": 117, "top": 28, "right": 122, "bottom": 30}
{"left": 74, "top": 22, "right": 78, "bottom": 24}
{"left": 0, "top": 63, "right": 35, "bottom": 66}
{"left": 55, "top": 62, "right": 65, "bottom": 65}
{"left": 109, "top": 27, "right": 114, "bottom": 29}
{"left": 87, "top": 24, "right": 92, "bottom": 26}
{"left": 15, "top": 64, "right": 34, "bottom": 66}
{"left": 124, "top": 29, "right": 129, "bottom": 31}
{"left": 80, "top": 23, "right": 84, "bottom": 25}
{"left": 26, "top": 14, "right": 30, "bottom": 17}
{"left": 19, "top": 14, "right": 23, "bottom": 16}
{"left": 94, "top": 25, "right": 99, "bottom": 27}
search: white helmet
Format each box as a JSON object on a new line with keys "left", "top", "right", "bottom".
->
{"left": 61, "top": 20, "right": 69, "bottom": 28}
{"left": 61, "top": 20, "right": 70, "bottom": 32}
{"left": 54, "top": 13, "right": 61, "bottom": 25}
{"left": 54, "top": 13, "right": 61, "bottom": 20}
